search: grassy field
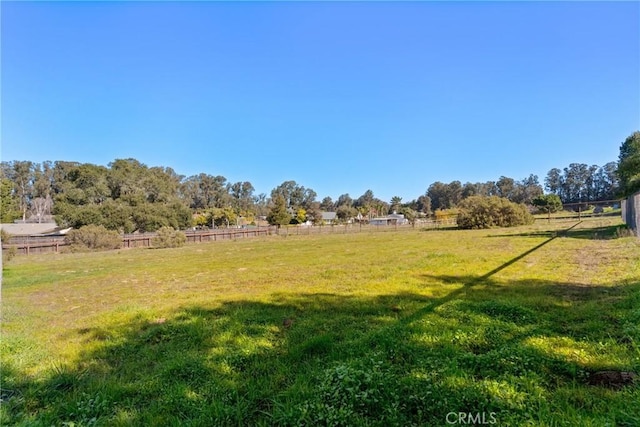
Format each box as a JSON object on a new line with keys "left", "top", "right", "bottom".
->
{"left": 2, "top": 217, "right": 639, "bottom": 426}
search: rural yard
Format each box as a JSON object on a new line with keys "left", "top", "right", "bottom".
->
{"left": 3, "top": 1, "right": 639, "bottom": 425}
{"left": 1, "top": 217, "right": 639, "bottom": 426}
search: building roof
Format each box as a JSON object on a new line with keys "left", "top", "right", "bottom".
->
{"left": 321, "top": 212, "right": 337, "bottom": 220}
{"left": 0, "top": 222, "right": 67, "bottom": 236}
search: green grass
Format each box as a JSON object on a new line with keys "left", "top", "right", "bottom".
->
{"left": 532, "top": 206, "right": 622, "bottom": 220}
{"left": 2, "top": 217, "right": 639, "bottom": 426}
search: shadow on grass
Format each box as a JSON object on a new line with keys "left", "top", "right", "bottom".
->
{"left": 401, "top": 223, "right": 583, "bottom": 326}
{"left": 3, "top": 279, "right": 640, "bottom": 426}
{"left": 490, "top": 223, "right": 632, "bottom": 241}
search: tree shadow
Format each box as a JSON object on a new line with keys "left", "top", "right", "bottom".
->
{"left": 3, "top": 278, "right": 639, "bottom": 426}
{"left": 490, "top": 222, "right": 631, "bottom": 241}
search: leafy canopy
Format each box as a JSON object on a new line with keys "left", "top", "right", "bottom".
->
{"left": 618, "top": 131, "right": 640, "bottom": 197}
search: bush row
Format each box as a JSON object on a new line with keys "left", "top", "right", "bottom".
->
{"left": 63, "top": 225, "right": 186, "bottom": 251}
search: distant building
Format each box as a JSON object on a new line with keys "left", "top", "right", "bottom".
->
{"left": 0, "top": 222, "right": 71, "bottom": 236}
{"left": 369, "top": 212, "right": 408, "bottom": 226}
{"left": 321, "top": 212, "right": 337, "bottom": 224}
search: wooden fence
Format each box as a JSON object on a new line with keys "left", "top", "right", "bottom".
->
{"left": 3, "top": 227, "right": 277, "bottom": 256}
{"left": 2, "top": 219, "right": 462, "bottom": 256}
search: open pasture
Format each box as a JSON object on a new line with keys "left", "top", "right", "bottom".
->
{"left": 2, "top": 218, "right": 639, "bottom": 426}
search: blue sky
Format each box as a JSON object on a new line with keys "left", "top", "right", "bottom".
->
{"left": 2, "top": 1, "right": 639, "bottom": 202}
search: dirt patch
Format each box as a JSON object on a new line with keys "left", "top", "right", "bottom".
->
{"left": 548, "top": 283, "right": 625, "bottom": 303}
{"left": 588, "top": 371, "right": 637, "bottom": 389}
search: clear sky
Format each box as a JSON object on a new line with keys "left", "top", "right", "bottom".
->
{"left": 2, "top": 1, "right": 639, "bottom": 203}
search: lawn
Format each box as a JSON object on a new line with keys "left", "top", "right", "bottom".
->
{"left": 2, "top": 217, "right": 639, "bottom": 426}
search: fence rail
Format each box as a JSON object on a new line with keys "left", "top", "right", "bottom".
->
{"left": 3, "top": 227, "right": 278, "bottom": 256}
{"left": 2, "top": 219, "right": 461, "bottom": 256}
{"left": 5, "top": 205, "right": 633, "bottom": 256}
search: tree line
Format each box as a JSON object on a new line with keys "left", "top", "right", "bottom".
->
{"left": 1, "top": 131, "right": 638, "bottom": 232}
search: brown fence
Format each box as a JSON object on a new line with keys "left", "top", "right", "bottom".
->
{"left": 622, "top": 192, "right": 640, "bottom": 236}
{"left": 2, "top": 220, "right": 460, "bottom": 256}
{"left": 3, "top": 238, "right": 67, "bottom": 256}
{"left": 4, "top": 227, "right": 278, "bottom": 256}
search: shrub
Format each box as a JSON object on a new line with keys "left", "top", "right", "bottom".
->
{"left": 64, "top": 225, "right": 122, "bottom": 251}
{"left": 152, "top": 226, "right": 186, "bottom": 248}
{"left": 2, "top": 246, "right": 17, "bottom": 265}
{"left": 1, "top": 229, "right": 17, "bottom": 264}
{"left": 457, "top": 196, "right": 534, "bottom": 229}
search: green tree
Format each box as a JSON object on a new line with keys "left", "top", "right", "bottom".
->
{"left": 617, "top": 131, "right": 640, "bottom": 197}
{"left": 512, "top": 174, "right": 544, "bottom": 205}
{"left": 427, "top": 181, "right": 462, "bottom": 210}
{"left": 145, "top": 166, "right": 183, "bottom": 203}
{"left": 355, "top": 190, "right": 375, "bottom": 210}
{"left": 496, "top": 176, "right": 516, "bottom": 200}
{"left": 107, "top": 158, "right": 148, "bottom": 202}
{"left": 398, "top": 206, "right": 418, "bottom": 225}
{"left": 0, "top": 178, "right": 20, "bottom": 222}
{"left": 266, "top": 195, "right": 291, "bottom": 227}
{"left": 336, "top": 194, "right": 353, "bottom": 207}
{"left": 208, "top": 207, "right": 237, "bottom": 228}
{"left": 99, "top": 200, "right": 135, "bottom": 233}
{"left": 389, "top": 196, "right": 402, "bottom": 213}
{"left": 306, "top": 203, "right": 325, "bottom": 225}
{"left": 33, "top": 161, "right": 54, "bottom": 198}
{"left": 57, "top": 204, "right": 104, "bottom": 229}
{"left": 320, "top": 196, "right": 335, "bottom": 211}
{"left": 228, "top": 181, "right": 255, "bottom": 212}
{"left": 132, "top": 203, "right": 168, "bottom": 232}
{"left": 4, "top": 161, "right": 35, "bottom": 221}
{"left": 180, "top": 173, "right": 230, "bottom": 209}
{"left": 415, "top": 194, "right": 432, "bottom": 215}
{"left": 336, "top": 205, "right": 357, "bottom": 223}
{"left": 532, "top": 194, "right": 563, "bottom": 221}
{"left": 545, "top": 168, "right": 564, "bottom": 199}
{"left": 594, "top": 162, "right": 619, "bottom": 200}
